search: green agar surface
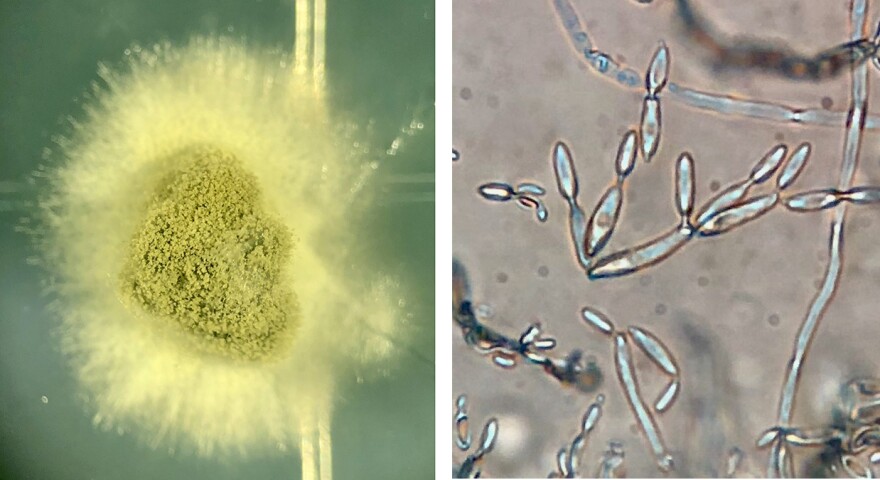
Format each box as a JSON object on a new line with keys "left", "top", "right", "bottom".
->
{"left": 121, "top": 147, "right": 297, "bottom": 361}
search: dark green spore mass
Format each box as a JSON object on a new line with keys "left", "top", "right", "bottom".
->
{"left": 121, "top": 147, "right": 297, "bottom": 361}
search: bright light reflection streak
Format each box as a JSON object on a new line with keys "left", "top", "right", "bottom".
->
{"left": 294, "top": 1, "right": 331, "bottom": 479}
{"left": 319, "top": 407, "right": 333, "bottom": 480}
{"left": 294, "top": 0, "right": 311, "bottom": 78}
{"left": 313, "top": 0, "right": 326, "bottom": 96}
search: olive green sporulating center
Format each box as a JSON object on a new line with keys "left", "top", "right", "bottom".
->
{"left": 120, "top": 147, "right": 297, "bottom": 361}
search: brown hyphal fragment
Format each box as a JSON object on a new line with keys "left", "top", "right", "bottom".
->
{"left": 120, "top": 147, "right": 298, "bottom": 361}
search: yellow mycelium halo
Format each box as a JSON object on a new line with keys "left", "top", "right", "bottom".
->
{"left": 38, "top": 32, "right": 408, "bottom": 472}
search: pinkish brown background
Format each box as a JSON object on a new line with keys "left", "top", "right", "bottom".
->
{"left": 453, "top": 0, "right": 880, "bottom": 477}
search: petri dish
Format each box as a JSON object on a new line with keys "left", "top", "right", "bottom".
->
{"left": 0, "top": 1, "right": 434, "bottom": 478}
